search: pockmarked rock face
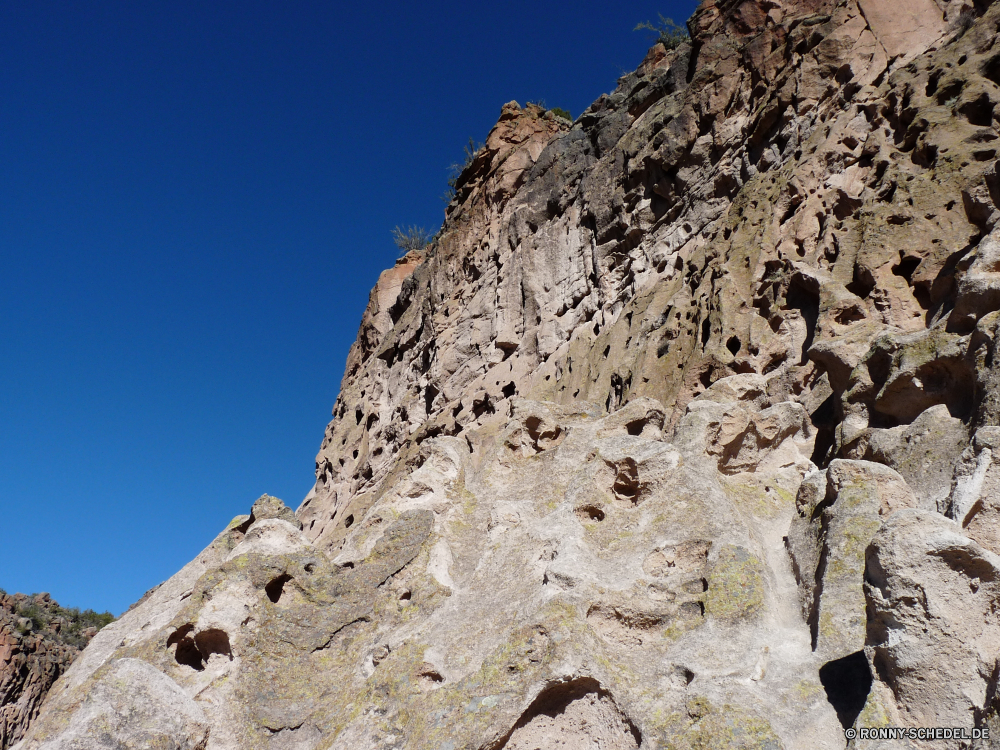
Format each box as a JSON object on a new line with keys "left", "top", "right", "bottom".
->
{"left": 16, "top": 0, "right": 1000, "bottom": 747}
{"left": 16, "top": 391, "right": 838, "bottom": 750}
{"left": 12, "top": 495, "right": 436, "bottom": 750}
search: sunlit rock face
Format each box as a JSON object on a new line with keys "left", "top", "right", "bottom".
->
{"left": 14, "top": 0, "right": 1000, "bottom": 747}
{"left": 1, "top": 592, "right": 112, "bottom": 750}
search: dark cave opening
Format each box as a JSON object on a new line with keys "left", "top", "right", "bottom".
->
{"left": 265, "top": 573, "right": 293, "bottom": 604}
{"left": 819, "top": 650, "right": 872, "bottom": 729}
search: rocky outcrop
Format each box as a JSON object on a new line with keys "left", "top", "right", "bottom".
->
{"left": 16, "top": 395, "right": 838, "bottom": 750}
{"left": 15, "top": 0, "right": 1000, "bottom": 747}
{"left": 863, "top": 510, "right": 1000, "bottom": 739}
{"left": 0, "top": 593, "right": 110, "bottom": 749}
{"left": 787, "top": 460, "right": 916, "bottom": 662}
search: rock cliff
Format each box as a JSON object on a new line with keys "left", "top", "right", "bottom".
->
{"left": 13, "top": 0, "right": 1000, "bottom": 747}
{"left": 0, "top": 593, "right": 110, "bottom": 749}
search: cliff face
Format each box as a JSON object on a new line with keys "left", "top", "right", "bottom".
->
{"left": 14, "top": 0, "right": 1000, "bottom": 748}
{"left": 1, "top": 593, "right": 108, "bottom": 749}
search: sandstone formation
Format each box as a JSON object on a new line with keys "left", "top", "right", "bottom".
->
{"left": 14, "top": 0, "right": 1000, "bottom": 747}
{"left": 0, "top": 593, "right": 110, "bottom": 750}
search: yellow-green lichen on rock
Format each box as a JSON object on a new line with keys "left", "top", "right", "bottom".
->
{"left": 659, "top": 696, "right": 784, "bottom": 750}
{"left": 705, "top": 545, "right": 765, "bottom": 623}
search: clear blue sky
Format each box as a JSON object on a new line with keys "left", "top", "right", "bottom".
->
{"left": 1, "top": 0, "right": 699, "bottom": 615}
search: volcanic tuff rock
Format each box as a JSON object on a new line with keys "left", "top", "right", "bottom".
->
{"left": 14, "top": 0, "right": 1000, "bottom": 747}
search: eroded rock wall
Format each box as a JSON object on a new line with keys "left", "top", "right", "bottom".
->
{"left": 299, "top": 0, "right": 1000, "bottom": 557}
{"left": 1, "top": 594, "right": 106, "bottom": 750}
{"left": 14, "top": 0, "right": 1000, "bottom": 748}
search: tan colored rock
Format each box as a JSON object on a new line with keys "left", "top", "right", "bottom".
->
{"left": 863, "top": 510, "right": 1000, "bottom": 734}
{"left": 788, "top": 460, "right": 917, "bottom": 662}
{"left": 22, "top": 658, "right": 209, "bottom": 750}
{"left": 856, "top": 0, "right": 947, "bottom": 62}
{"left": 864, "top": 404, "right": 968, "bottom": 511}
{"left": 946, "top": 426, "right": 1000, "bottom": 556}
{"left": 14, "top": 397, "right": 846, "bottom": 750}
{"left": 19, "top": 0, "right": 1000, "bottom": 746}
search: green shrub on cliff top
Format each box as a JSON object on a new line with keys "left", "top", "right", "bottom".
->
{"left": 635, "top": 14, "right": 690, "bottom": 50}
{"left": 443, "top": 137, "right": 483, "bottom": 202}
{"left": 391, "top": 225, "right": 432, "bottom": 255}
{"left": 11, "top": 597, "right": 114, "bottom": 648}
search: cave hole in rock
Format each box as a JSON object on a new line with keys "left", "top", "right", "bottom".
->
{"left": 959, "top": 93, "right": 996, "bottom": 127}
{"left": 809, "top": 394, "right": 838, "bottom": 467}
{"left": 344, "top": 514, "right": 355, "bottom": 528}
{"left": 167, "top": 624, "right": 204, "bottom": 671}
{"left": 489, "top": 677, "right": 641, "bottom": 750}
{"left": 625, "top": 417, "right": 649, "bottom": 436}
{"left": 925, "top": 69, "right": 942, "bottom": 97}
{"left": 194, "top": 629, "right": 233, "bottom": 663}
{"left": 265, "top": 573, "right": 293, "bottom": 604}
{"left": 674, "top": 666, "right": 696, "bottom": 686}
{"left": 575, "top": 505, "right": 606, "bottom": 522}
{"left": 846, "top": 264, "right": 876, "bottom": 300}
{"left": 819, "top": 651, "right": 872, "bottom": 730}
{"left": 473, "top": 395, "right": 495, "bottom": 418}
{"left": 502, "top": 382, "right": 516, "bottom": 399}
{"left": 611, "top": 459, "right": 641, "bottom": 504}
{"left": 418, "top": 666, "right": 444, "bottom": 683}
{"left": 891, "top": 255, "right": 921, "bottom": 283}
{"left": 726, "top": 335, "right": 741, "bottom": 355}
{"left": 833, "top": 304, "right": 866, "bottom": 325}
{"left": 785, "top": 276, "right": 819, "bottom": 364}
{"left": 911, "top": 142, "right": 938, "bottom": 169}
{"left": 985, "top": 54, "right": 1000, "bottom": 87}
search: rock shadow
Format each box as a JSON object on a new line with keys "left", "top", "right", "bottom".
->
{"left": 487, "top": 677, "right": 641, "bottom": 750}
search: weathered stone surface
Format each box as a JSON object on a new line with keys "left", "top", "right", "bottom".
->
{"left": 247, "top": 494, "right": 303, "bottom": 531}
{"left": 17, "top": 0, "right": 1000, "bottom": 746}
{"left": 15, "top": 396, "right": 842, "bottom": 749}
{"left": 787, "top": 460, "right": 916, "bottom": 661}
{"left": 864, "top": 404, "right": 968, "bottom": 511}
{"left": 24, "top": 658, "right": 209, "bottom": 750}
{"left": 0, "top": 593, "right": 109, "bottom": 750}
{"left": 945, "top": 426, "right": 1000, "bottom": 555}
{"left": 864, "top": 510, "right": 1000, "bottom": 733}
